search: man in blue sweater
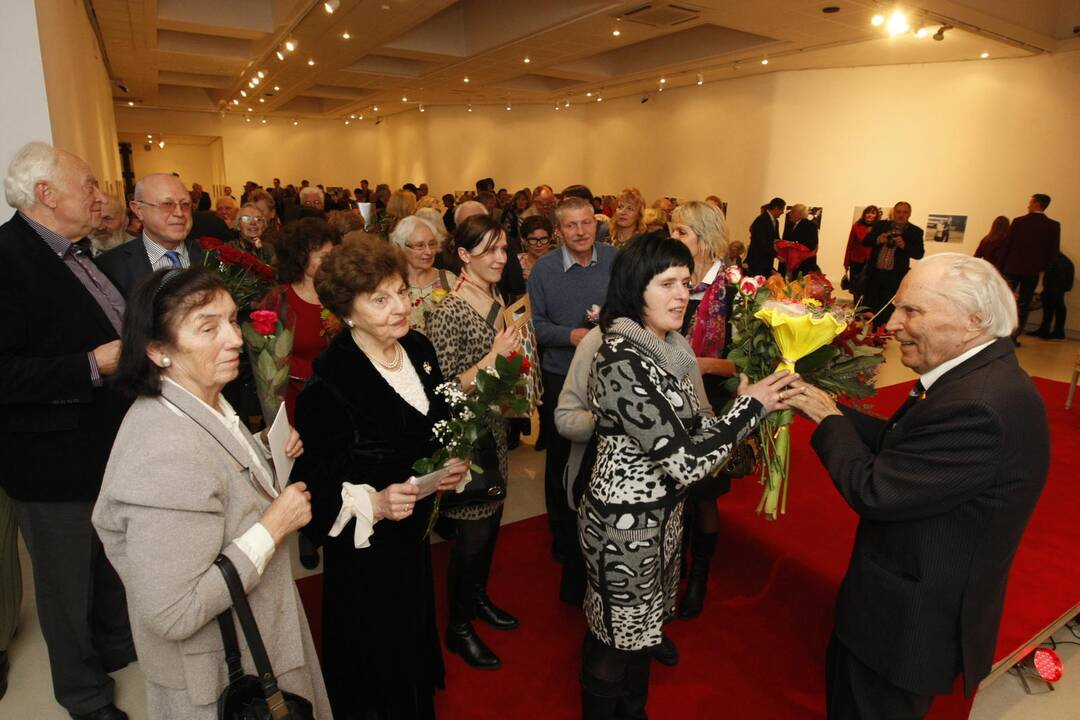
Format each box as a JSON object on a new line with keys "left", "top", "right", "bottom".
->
{"left": 528, "top": 196, "right": 617, "bottom": 604}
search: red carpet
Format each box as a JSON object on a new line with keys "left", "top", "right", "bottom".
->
{"left": 297, "top": 377, "right": 1079, "bottom": 719}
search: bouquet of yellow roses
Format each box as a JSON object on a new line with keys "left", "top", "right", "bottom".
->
{"left": 725, "top": 270, "right": 886, "bottom": 519}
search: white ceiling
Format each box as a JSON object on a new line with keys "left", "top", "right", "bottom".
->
{"left": 91, "top": 0, "right": 1079, "bottom": 121}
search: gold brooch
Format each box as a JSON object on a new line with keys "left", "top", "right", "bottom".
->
{"left": 422, "top": 361, "right": 432, "bottom": 374}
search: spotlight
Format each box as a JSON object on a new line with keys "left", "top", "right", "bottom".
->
{"left": 245, "top": 116, "right": 252, "bottom": 123}
{"left": 467, "top": 104, "right": 473, "bottom": 112}
{"left": 658, "top": 86, "right": 664, "bottom": 92}
{"left": 241, "top": 90, "right": 248, "bottom": 97}
{"left": 127, "top": 100, "right": 135, "bottom": 106}
{"left": 293, "top": 120, "right": 299, "bottom": 126}
{"left": 886, "top": 11, "right": 909, "bottom": 36}
{"left": 596, "top": 96, "right": 602, "bottom": 102}
{"left": 285, "top": 39, "right": 297, "bottom": 52}
{"left": 463, "top": 76, "right": 470, "bottom": 83}
{"left": 345, "top": 119, "right": 350, "bottom": 125}
{"left": 980, "top": 52, "right": 990, "bottom": 59}
{"left": 324, "top": 0, "right": 340, "bottom": 13}
{"left": 247, "top": 107, "right": 253, "bottom": 112}
{"left": 696, "top": 72, "right": 703, "bottom": 85}
{"left": 640, "top": 95, "right": 649, "bottom": 104}
{"left": 933, "top": 25, "right": 952, "bottom": 41}
{"left": 914, "top": 27, "right": 930, "bottom": 39}
{"left": 659, "top": 77, "right": 666, "bottom": 84}
{"left": 564, "top": 99, "right": 570, "bottom": 108}
{"left": 871, "top": 14, "right": 884, "bottom": 26}
{"left": 372, "top": 105, "right": 379, "bottom": 112}
{"left": 419, "top": 104, "right": 425, "bottom": 112}
{"left": 276, "top": 49, "right": 285, "bottom": 61}
{"left": 257, "top": 70, "right": 265, "bottom": 79}
{"left": 232, "top": 99, "right": 239, "bottom": 105}
{"left": 761, "top": 58, "right": 769, "bottom": 65}
{"left": 342, "top": 31, "right": 351, "bottom": 40}
{"left": 259, "top": 98, "right": 265, "bottom": 103}
{"left": 506, "top": 103, "right": 511, "bottom": 111}
{"left": 523, "top": 57, "right": 531, "bottom": 64}
{"left": 554, "top": 103, "right": 559, "bottom": 111}
{"left": 260, "top": 117, "right": 267, "bottom": 124}
{"left": 1013, "top": 647, "right": 1063, "bottom": 691}
{"left": 612, "top": 29, "right": 620, "bottom": 37}
{"left": 349, "top": 114, "right": 357, "bottom": 119}
{"left": 273, "top": 85, "right": 280, "bottom": 91}
{"left": 158, "top": 139, "right": 166, "bottom": 149}
{"left": 401, "top": 96, "right": 408, "bottom": 102}
{"left": 307, "top": 59, "right": 316, "bottom": 66}
{"left": 375, "top": 118, "right": 382, "bottom": 125}
{"left": 586, "top": 92, "right": 593, "bottom": 97}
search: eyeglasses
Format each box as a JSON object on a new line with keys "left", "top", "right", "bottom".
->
{"left": 137, "top": 199, "right": 193, "bottom": 214}
{"left": 525, "top": 234, "right": 551, "bottom": 246}
{"left": 404, "top": 241, "right": 439, "bottom": 251}
{"left": 239, "top": 215, "right": 266, "bottom": 224}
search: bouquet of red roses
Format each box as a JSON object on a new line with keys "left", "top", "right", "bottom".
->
{"left": 197, "top": 236, "right": 276, "bottom": 310}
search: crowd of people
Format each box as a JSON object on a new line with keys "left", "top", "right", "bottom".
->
{"left": 0, "top": 139, "right": 1063, "bottom": 720}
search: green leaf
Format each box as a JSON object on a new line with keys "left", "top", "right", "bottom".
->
{"left": 475, "top": 369, "right": 491, "bottom": 394}
{"left": 795, "top": 345, "right": 838, "bottom": 374}
{"left": 272, "top": 328, "right": 294, "bottom": 359}
{"left": 241, "top": 324, "right": 267, "bottom": 349}
{"left": 495, "top": 353, "right": 511, "bottom": 376}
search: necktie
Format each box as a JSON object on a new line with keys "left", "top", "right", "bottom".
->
{"left": 890, "top": 381, "right": 926, "bottom": 427}
{"left": 163, "top": 250, "right": 183, "bottom": 268}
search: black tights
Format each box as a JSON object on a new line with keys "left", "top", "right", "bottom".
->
{"left": 581, "top": 632, "right": 652, "bottom": 720}
{"left": 447, "top": 506, "right": 503, "bottom": 623}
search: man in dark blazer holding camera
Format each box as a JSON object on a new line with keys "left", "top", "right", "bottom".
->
{"left": 862, "top": 201, "right": 924, "bottom": 328}
{"left": 787, "top": 253, "right": 1049, "bottom": 720}
{"left": 0, "top": 143, "right": 133, "bottom": 719}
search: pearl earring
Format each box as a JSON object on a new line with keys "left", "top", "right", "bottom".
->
{"left": 345, "top": 319, "right": 355, "bottom": 328}
{"left": 161, "top": 357, "right": 172, "bottom": 367}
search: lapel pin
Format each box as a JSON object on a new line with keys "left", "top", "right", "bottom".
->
{"left": 422, "top": 361, "right": 432, "bottom": 375}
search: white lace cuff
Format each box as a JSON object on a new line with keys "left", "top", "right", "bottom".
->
{"left": 328, "top": 483, "right": 379, "bottom": 548}
{"left": 233, "top": 522, "right": 276, "bottom": 575}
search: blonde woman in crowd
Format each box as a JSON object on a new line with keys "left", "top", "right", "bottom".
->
{"left": 610, "top": 187, "right": 647, "bottom": 247}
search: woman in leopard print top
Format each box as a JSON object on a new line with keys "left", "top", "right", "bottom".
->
{"left": 578, "top": 233, "right": 801, "bottom": 718}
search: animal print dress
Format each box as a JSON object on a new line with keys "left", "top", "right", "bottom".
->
{"left": 580, "top": 318, "right": 766, "bottom": 651}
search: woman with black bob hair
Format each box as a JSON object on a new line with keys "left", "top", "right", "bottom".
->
{"left": 92, "top": 268, "right": 330, "bottom": 718}
{"left": 579, "top": 232, "right": 802, "bottom": 718}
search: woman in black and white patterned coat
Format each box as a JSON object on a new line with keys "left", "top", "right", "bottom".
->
{"left": 578, "top": 232, "right": 802, "bottom": 718}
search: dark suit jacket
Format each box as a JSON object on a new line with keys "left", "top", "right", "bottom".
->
{"left": 998, "top": 212, "right": 1061, "bottom": 277}
{"left": 0, "top": 213, "right": 130, "bottom": 501}
{"left": 95, "top": 234, "right": 206, "bottom": 299}
{"left": 810, "top": 338, "right": 1049, "bottom": 695}
{"left": 747, "top": 211, "right": 779, "bottom": 277}
{"left": 863, "top": 221, "right": 925, "bottom": 274}
{"left": 782, "top": 218, "right": 820, "bottom": 273}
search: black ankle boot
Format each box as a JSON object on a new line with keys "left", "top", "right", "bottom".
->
{"left": 473, "top": 587, "right": 519, "bottom": 630}
{"left": 617, "top": 654, "right": 652, "bottom": 720}
{"left": 650, "top": 634, "right": 678, "bottom": 667}
{"left": 445, "top": 622, "right": 501, "bottom": 669}
{"left": 679, "top": 531, "right": 717, "bottom": 620}
{"left": 581, "top": 671, "right": 621, "bottom": 720}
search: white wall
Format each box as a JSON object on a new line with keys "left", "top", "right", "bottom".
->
{"left": 0, "top": 1, "right": 53, "bottom": 217}
{"left": 116, "top": 50, "right": 1080, "bottom": 328}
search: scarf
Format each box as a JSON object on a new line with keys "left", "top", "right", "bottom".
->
{"left": 608, "top": 317, "right": 697, "bottom": 381}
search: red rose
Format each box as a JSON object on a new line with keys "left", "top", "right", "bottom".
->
{"left": 250, "top": 309, "right": 278, "bottom": 335}
{"left": 197, "top": 236, "right": 223, "bottom": 252}
{"left": 216, "top": 245, "right": 245, "bottom": 264}
{"left": 507, "top": 351, "right": 531, "bottom": 376}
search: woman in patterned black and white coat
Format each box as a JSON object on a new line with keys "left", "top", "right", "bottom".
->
{"left": 578, "top": 233, "right": 801, "bottom": 718}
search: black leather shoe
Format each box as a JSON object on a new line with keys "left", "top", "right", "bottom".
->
{"left": 474, "top": 592, "right": 519, "bottom": 630}
{"left": 679, "top": 574, "right": 707, "bottom": 620}
{"left": 1026, "top": 329, "right": 1050, "bottom": 338}
{"left": 0, "top": 650, "right": 8, "bottom": 701}
{"left": 446, "top": 622, "right": 501, "bottom": 669}
{"left": 69, "top": 703, "right": 129, "bottom": 720}
{"left": 651, "top": 634, "right": 679, "bottom": 667}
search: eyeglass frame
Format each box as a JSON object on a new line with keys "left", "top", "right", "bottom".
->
{"left": 135, "top": 199, "right": 193, "bottom": 214}
{"left": 403, "top": 240, "right": 439, "bottom": 251}
{"left": 524, "top": 233, "right": 552, "bottom": 246}
{"left": 238, "top": 214, "right": 267, "bottom": 224}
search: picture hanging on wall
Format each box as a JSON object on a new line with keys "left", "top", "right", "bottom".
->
{"left": 784, "top": 205, "right": 823, "bottom": 233}
{"left": 851, "top": 204, "right": 894, "bottom": 225}
{"left": 926, "top": 213, "right": 967, "bottom": 243}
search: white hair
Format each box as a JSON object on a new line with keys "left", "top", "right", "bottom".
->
{"left": 4, "top": 141, "right": 60, "bottom": 210}
{"left": 299, "top": 186, "right": 324, "bottom": 202}
{"left": 389, "top": 214, "right": 443, "bottom": 249}
{"left": 453, "top": 200, "right": 487, "bottom": 226}
{"left": 918, "top": 253, "right": 1018, "bottom": 337}
{"left": 414, "top": 207, "right": 448, "bottom": 241}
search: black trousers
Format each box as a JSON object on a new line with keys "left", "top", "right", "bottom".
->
{"left": 1037, "top": 289, "right": 1067, "bottom": 336}
{"left": 825, "top": 633, "right": 934, "bottom": 720}
{"left": 14, "top": 500, "right": 133, "bottom": 714}
{"left": 540, "top": 371, "right": 574, "bottom": 553}
{"left": 1004, "top": 273, "right": 1040, "bottom": 334}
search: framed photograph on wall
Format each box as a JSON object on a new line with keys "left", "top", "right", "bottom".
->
{"left": 926, "top": 213, "right": 967, "bottom": 243}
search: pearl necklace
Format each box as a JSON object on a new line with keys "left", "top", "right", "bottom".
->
{"left": 352, "top": 331, "right": 403, "bottom": 371}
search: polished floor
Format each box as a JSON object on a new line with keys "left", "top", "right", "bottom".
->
{"left": 3, "top": 335, "right": 1078, "bottom": 719}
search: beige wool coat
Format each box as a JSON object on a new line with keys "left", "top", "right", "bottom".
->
{"left": 92, "top": 381, "right": 332, "bottom": 719}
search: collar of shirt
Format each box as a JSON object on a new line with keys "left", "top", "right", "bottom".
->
{"left": 919, "top": 339, "right": 996, "bottom": 391}
{"left": 143, "top": 233, "right": 190, "bottom": 266}
{"left": 692, "top": 260, "right": 724, "bottom": 299}
{"left": 19, "top": 211, "right": 79, "bottom": 256}
{"left": 561, "top": 242, "right": 598, "bottom": 271}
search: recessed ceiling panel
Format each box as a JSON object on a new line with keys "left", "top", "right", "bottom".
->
{"left": 553, "top": 23, "right": 776, "bottom": 78}
{"left": 491, "top": 74, "right": 582, "bottom": 92}
{"left": 306, "top": 85, "right": 375, "bottom": 100}
{"left": 158, "top": 70, "right": 233, "bottom": 88}
{"left": 277, "top": 96, "right": 353, "bottom": 115}
{"left": 157, "top": 29, "right": 253, "bottom": 58}
{"left": 343, "top": 54, "right": 444, "bottom": 78}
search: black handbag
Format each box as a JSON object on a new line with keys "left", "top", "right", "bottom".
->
{"left": 214, "top": 555, "right": 314, "bottom": 720}
{"left": 439, "top": 429, "right": 507, "bottom": 510}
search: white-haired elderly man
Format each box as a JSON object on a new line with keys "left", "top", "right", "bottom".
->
{"left": 0, "top": 142, "right": 134, "bottom": 720}
{"left": 88, "top": 194, "right": 133, "bottom": 256}
{"left": 299, "top": 185, "right": 325, "bottom": 213}
{"left": 787, "top": 253, "right": 1050, "bottom": 720}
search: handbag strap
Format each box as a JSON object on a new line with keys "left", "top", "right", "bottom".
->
{"left": 215, "top": 607, "right": 245, "bottom": 683}
{"left": 214, "top": 554, "right": 291, "bottom": 720}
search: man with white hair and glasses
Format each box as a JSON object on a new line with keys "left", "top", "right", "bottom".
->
{"left": 0, "top": 142, "right": 134, "bottom": 720}
{"left": 786, "top": 253, "right": 1050, "bottom": 720}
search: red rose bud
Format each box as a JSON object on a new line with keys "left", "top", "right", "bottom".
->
{"left": 250, "top": 309, "right": 279, "bottom": 336}
{"left": 198, "top": 236, "right": 223, "bottom": 251}
{"left": 520, "top": 356, "right": 531, "bottom": 375}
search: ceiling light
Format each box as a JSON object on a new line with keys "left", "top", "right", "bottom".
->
{"left": 240, "top": 90, "right": 248, "bottom": 97}
{"left": 359, "top": 114, "right": 363, "bottom": 120}
{"left": 307, "top": 59, "right": 316, "bottom": 66}
{"left": 233, "top": 99, "right": 240, "bottom": 105}
{"left": 245, "top": 116, "right": 252, "bottom": 123}
{"left": 659, "top": 77, "right": 666, "bottom": 84}
{"left": 372, "top": 105, "right": 379, "bottom": 112}
{"left": 564, "top": 99, "right": 570, "bottom": 108}
{"left": 914, "top": 27, "right": 930, "bottom": 39}
{"left": 247, "top": 107, "right": 253, "bottom": 112}
{"left": 658, "top": 86, "right": 664, "bottom": 92}
{"left": 401, "top": 95, "right": 408, "bottom": 102}
{"left": 127, "top": 100, "right": 135, "bottom": 106}
{"left": 251, "top": 77, "right": 259, "bottom": 86}
{"left": 293, "top": 120, "right": 299, "bottom": 126}
{"left": 463, "top": 76, "right": 470, "bottom": 83}
{"left": 419, "top": 104, "right": 425, "bottom": 112}
{"left": 506, "top": 103, "right": 511, "bottom": 111}
{"left": 324, "top": 0, "right": 340, "bottom": 13}
{"left": 257, "top": 70, "right": 265, "bottom": 79}
{"left": 146, "top": 134, "right": 152, "bottom": 139}
{"left": 761, "top": 58, "right": 769, "bottom": 65}
{"left": 885, "top": 11, "right": 909, "bottom": 35}
{"left": 467, "top": 104, "right": 473, "bottom": 112}
{"left": 612, "top": 29, "right": 621, "bottom": 37}
{"left": 342, "top": 31, "right": 351, "bottom": 39}
{"left": 273, "top": 85, "right": 280, "bottom": 91}
{"left": 349, "top": 114, "right": 357, "bottom": 119}
{"left": 345, "top": 119, "right": 350, "bottom": 125}
{"left": 261, "top": 117, "right": 267, "bottom": 124}
{"left": 523, "top": 57, "right": 530, "bottom": 64}
{"left": 259, "top": 98, "right": 265, "bottom": 103}
{"left": 696, "top": 72, "right": 703, "bottom": 85}
{"left": 871, "top": 14, "right": 884, "bottom": 26}
{"left": 285, "top": 39, "right": 297, "bottom": 52}
{"left": 586, "top": 91, "right": 593, "bottom": 97}
{"left": 158, "top": 139, "right": 166, "bottom": 149}
{"left": 980, "top": 52, "right": 990, "bottom": 58}
{"left": 596, "top": 96, "right": 602, "bottom": 102}
{"left": 933, "top": 25, "right": 952, "bottom": 41}
{"left": 276, "top": 49, "right": 285, "bottom": 61}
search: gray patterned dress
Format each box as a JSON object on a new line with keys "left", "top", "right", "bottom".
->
{"left": 580, "top": 318, "right": 766, "bottom": 651}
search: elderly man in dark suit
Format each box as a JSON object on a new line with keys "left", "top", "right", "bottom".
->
{"left": 0, "top": 142, "right": 134, "bottom": 720}
{"left": 997, "top": 193, "right": 1061, "bottom": 341}
{"left": 787, "top": 253, "right": 1049, "bottom": 720}
{"left": 96, "top": 173, "right": 204, "bottom": 298}
{"left": 746, "top": 196, "right": 785, "bottom": 277}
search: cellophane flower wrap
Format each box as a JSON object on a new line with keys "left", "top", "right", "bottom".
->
{"left": 413, "top": 352, "right": 530, "bottom": 536}
{"left": 725, "top": 269, "right": 887, "bottom": 519}
{"left": 240, "top": 291, "right": 295, "bottom": 422}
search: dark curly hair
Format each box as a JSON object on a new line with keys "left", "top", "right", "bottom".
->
{"left": 315, "top": 235, "right": 408, "bottom": 318}
{"left": 276, "top": 218, "right": 341, "bottom": 284}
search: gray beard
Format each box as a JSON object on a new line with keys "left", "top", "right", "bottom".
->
{"left": 90, "top": 230, "right": 130, "bottom": 254}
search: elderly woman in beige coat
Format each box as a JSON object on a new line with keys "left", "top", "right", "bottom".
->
{"left": 92, "top": 268, "right": 332, "bottom": 719}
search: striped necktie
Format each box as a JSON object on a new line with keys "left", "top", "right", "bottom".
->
{"left": 163, "top": 250, "right": 182, "bottom": 268}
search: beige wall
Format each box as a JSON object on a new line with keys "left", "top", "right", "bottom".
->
{"left": 34, "top": 0, "right": 122, "bottom": 194}
{"left": 117, "top": 50, "right": 1080, "bottom": 329}
{"left": 123, "top": 137, "right": 225, "bottom": 199}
